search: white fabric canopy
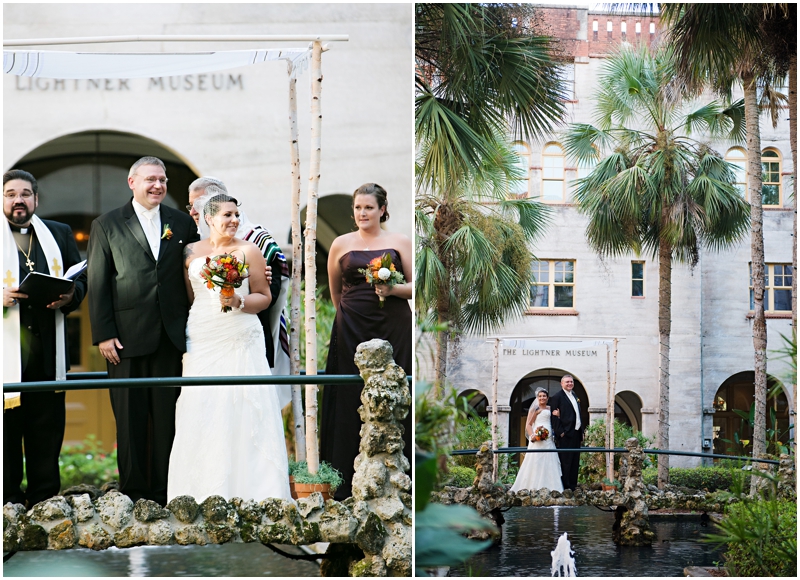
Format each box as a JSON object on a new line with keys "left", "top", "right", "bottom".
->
{"left": 3, "top": 48, "right": 312, "bottom": 79}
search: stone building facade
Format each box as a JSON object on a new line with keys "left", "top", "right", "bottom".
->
{"left": 442, "top": 5, "right": 794, "bottom": 466}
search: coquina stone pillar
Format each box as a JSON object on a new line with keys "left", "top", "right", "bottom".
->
{"left": 613, "top": 437, "right": 654, "bottom": 546}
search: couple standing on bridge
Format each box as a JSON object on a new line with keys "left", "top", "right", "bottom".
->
{"left": 510, "top": 375, "right": 587, "bottom": 493}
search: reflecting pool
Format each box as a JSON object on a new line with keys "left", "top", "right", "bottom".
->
{"left": 449, "top": 506, "right": 722, "bottom": 577}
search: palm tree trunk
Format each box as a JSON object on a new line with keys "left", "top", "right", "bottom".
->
{"left": 743, "top": 73, "right": 768, "bottom": 460}
{"left": 656, "top": 238, "right": 672, "bottom": 489}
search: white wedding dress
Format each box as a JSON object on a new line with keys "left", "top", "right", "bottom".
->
{"left": 167, "top": 258, "right": 291, "bottom": 503}
{"left": 509, "top": 408, "right": 564, "bottom": 493}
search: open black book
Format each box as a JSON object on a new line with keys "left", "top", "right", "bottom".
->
{"left": 18, "top": 260, "right": 86, "bottom": 306}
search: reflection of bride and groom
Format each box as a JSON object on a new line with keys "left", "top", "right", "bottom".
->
{"left": 509, "top": 375, "right": 586, "bottom": 494}
{"left": 88, "top": 157, "right": 412, "bottom": 506}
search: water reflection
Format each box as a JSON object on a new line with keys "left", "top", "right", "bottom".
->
{"left": 449, "top": 506, "right": 722, "bottom": 577}
{"left": 3, "top": 543, "right": 320, "bottom": 577}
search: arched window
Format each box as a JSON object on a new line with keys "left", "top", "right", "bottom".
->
{"left": 510, "top": 142, "right": 531, "bottom": 198}
{"left": 725, "top": 148, "right": 747, "bottom": 198}
{"left": 761, "top": 149, "right": 782, "bottom": 206}
{"left": 541, "top": 143, "right": 565, "bottom": 202}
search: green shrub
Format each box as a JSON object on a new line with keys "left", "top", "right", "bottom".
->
{"left": 452, "top": 417, "right": 492, "bottom": 469}
{"left": 716, "top": 499, "right": 796, "bottom": 576}
{"left": 58, "top": 435, "right": 118, "bottom": 489}
{"left": 445, "top": 466, "right": 477, "bottom": 488}
{"left": 642, "top": 466, "right": 751, "bottom": 492}
{"left": 579, "top": 418, "right": 653, "bottom": 483}
{"left": 289, "top": 460, "right": 343, "bottom": 492}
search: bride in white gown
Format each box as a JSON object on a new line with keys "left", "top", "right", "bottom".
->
{"left": 510, "top": 386, "right": 563, "bottom": 493}
{"left": 167, "top": 194, "right": 291, "bottom": 503}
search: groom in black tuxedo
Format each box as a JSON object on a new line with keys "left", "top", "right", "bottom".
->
{"left": 549, "top": 374, "right": 586, "bottom": 491}
{"left": 87, "top": 156, "right": 198, "bottom": 506}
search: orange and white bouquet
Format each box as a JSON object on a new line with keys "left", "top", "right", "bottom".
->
{"left": 358, "top": 253, "right": 405, "bottom": 308}
{"left": 200, "top": 253, "right": 248, "bottom": 312}
{"left": 531, "top": 425, "right": 550, "bottom": 442}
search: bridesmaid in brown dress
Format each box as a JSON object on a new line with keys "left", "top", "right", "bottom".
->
{"left": 320, "top": 183, "right": 413, "bottom": 500}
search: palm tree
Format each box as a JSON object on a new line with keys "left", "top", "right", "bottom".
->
{"left": 564, "top": 45, "right": 751, "bottom": 488}
{"left": 660, "top": 3, "right": 795, "bottom": 461}
{"left": 415, "top": 3, "right": 567, "bottom": 387}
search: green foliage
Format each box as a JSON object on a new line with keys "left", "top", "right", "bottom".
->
{"left": 642, "top": 466, "right": 751, "bottom": 492}
{"left": 415, "top": 380, "right": 496, "bottom": 575}
{"left": 293, "top": 282, "right": 337, "bottom": 367}
{"left": 705, "top": 470, "right": 796, "bottom": 577}
{"left": 452, "top": 417, "right": 492, "bottom": 469}
{"left": 58, "top": 435, "right": 118, "bottom": 489}
{"left": 445, "top": 466, "right": 477, "bottom": 488}
{"left": 288, "top": 460, "right": 343, "bottom": 492}
{"left": 579, "top": 418, "right": 653, "bottom": 483}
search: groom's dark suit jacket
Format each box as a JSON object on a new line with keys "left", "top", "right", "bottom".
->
{"left": 549, "top": 389, "right": 586, "bottom": 442}
{"left": 87, "top": 199, "right": 199, "bottom": 355}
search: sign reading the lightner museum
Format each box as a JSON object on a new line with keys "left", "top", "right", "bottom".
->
{"left": 500, "top": 340, "right": 611, "bottom": 358}
{"left": 13, "top": 74, "right": 245, "bottom": 91}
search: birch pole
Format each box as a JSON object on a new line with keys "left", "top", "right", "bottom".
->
{"left": 304, "top": 40, "right": 323, "bottom": 474}
{"left": 491, "top": 338, "right": 500, "bottom": 482}
{"left": 288, "top": 60, "right": 306, "bottom": 462}
{"left": 605, "top": 344, "right": 613, "bottom": 482}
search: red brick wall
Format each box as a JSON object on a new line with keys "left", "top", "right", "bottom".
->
{"left": 531, "top": 7, "right": 662, "bottom": 59}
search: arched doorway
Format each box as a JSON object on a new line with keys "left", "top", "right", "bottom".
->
{"left": 509, "top": 369, "right": 589, "bottom": 464}
{"left": 615, "top": 390, "right": 643, "bottom": 432}
{"left": 8, "top": 130, "right": 200, "bottom": 450}
{"left": 299, "top": 193, "right": 356, "bottom": 298}
{"left": 456, "top": 389, "right": 489, "bottom": 420}
{"left": 711, "top": 371, "right": 791, "bottom": 457}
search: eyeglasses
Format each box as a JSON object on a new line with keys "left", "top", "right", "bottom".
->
{"left": 135, "top": 175, "right": 168, "bottom": 185}
{"left": 3, "top": 192, "right": 34, "bottom": 200}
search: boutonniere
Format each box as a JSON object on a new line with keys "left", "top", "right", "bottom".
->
{"left": 161, "top": 224, "right": 173, "bottom": 240}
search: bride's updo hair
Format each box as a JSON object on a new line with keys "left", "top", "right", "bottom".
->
{"left": 353, "top": 183, "right": 389, "bottom": 222}
{"left": 203, "top": 191, "right": 240, "bottom": 222}
{"left": 534, "top": 386, "right": 549, "bottom": 398}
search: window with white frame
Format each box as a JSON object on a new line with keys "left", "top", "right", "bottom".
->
{"left": 541, "top": 143, "right": 565, "bottom": 202}
{"left": 575, "top": 146, "right": 599, "bottom": 181}
{"left": 761, "top": 149, "right": 782, "bottom": 207}
{"left": 559, "top": 64, "right": 575, "bottom": 100}
{"left": 725, "top": 148, "right": 747, "bottom": 197}
{"left": 530, "top": 260, "right": 575, "bottom": 310}
{"left": 510, "top": 142, "right": 531, "bottom": 198}
{"left": 750, "top": 263, "right": 792, "bottom": 312}
{"left": 631, "top": 261, "right": 645, "bottom": 297}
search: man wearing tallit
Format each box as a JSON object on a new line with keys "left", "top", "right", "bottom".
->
{"left": 3, "top": 169, "right": 87, "bottom": 508}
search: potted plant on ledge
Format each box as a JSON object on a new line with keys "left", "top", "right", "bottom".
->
{"left": 602, "top": 477, "right": 621, "bottom": 492}
{"left": 289, "top": 460, "right": 344, "bottom": 501}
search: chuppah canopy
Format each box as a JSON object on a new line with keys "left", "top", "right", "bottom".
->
{"left": 3, "top": 33, "right": 348, "bottom": 471}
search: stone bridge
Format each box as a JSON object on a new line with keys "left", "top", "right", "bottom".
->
{"left": 431, "top": 439, "right": 796, "bottom": 547}
{"left": 3, "top": 339, "right": 411, "bottom": 577}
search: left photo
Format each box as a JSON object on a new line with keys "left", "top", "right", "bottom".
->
{"left": 3, "top": 3, "right": 412, "bottom": 576}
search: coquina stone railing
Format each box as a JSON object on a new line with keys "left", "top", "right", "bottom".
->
{"left": 431, "top": 439, "right": 796, "bottom": 548}
{"left": 3, "top": 339, "right": 411, "bottom": 577}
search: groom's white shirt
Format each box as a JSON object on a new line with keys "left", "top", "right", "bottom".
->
{"left": 132, "top": 198, "right": 161, "bottom": 259}
{"left": 565, "top": 389, "right": 581, "bottom": 430}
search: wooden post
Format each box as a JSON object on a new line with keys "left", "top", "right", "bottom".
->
{"left": 288, "top": 60, "right": 306, "bottom": 462}
{"left": 606, "top": 343, "right": 613, "bottom": 483}
{"left": 491, "top": 338, "right": 500, "bottom": 482}
{"left": 304, "top": 40, "right": 323, "bottom": 474}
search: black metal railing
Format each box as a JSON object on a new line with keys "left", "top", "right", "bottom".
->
{"left": 3, "top": 373, "right": 413, "bottom": 394}
{"left": 450, "top": 445, "right": 782, "bottom": 465}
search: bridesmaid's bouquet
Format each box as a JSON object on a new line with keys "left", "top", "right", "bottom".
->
{"left": 358, "top": 253, "right": 405, "bottom": 308}
{"left": 532, "top": 425, "right": 550, "bottom": 442}
{"left": 200, "top": 253, "right": 249, "bottom": 312}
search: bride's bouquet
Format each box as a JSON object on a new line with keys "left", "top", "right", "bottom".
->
{"left": 200, "top": 253, "right": 249, "bottom": 312}
{"left": 531, "top": 425, "right": 550, "bottom": 442}
{"left": 358, "top": 253, "right": 405, "bottom": 308}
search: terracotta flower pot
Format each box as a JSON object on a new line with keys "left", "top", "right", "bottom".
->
{"left": 293, "top": 482, "right": 332, "bottom": 502}
{"left": 289, "top": 476, "right": 298, "bottom": 500}
{"left": 601, "top": 484, "right": 617, "bottom": 492}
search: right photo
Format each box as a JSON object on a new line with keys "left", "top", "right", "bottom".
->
{"left": 414, "top": 3, "right": 796, "bottom": 577}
